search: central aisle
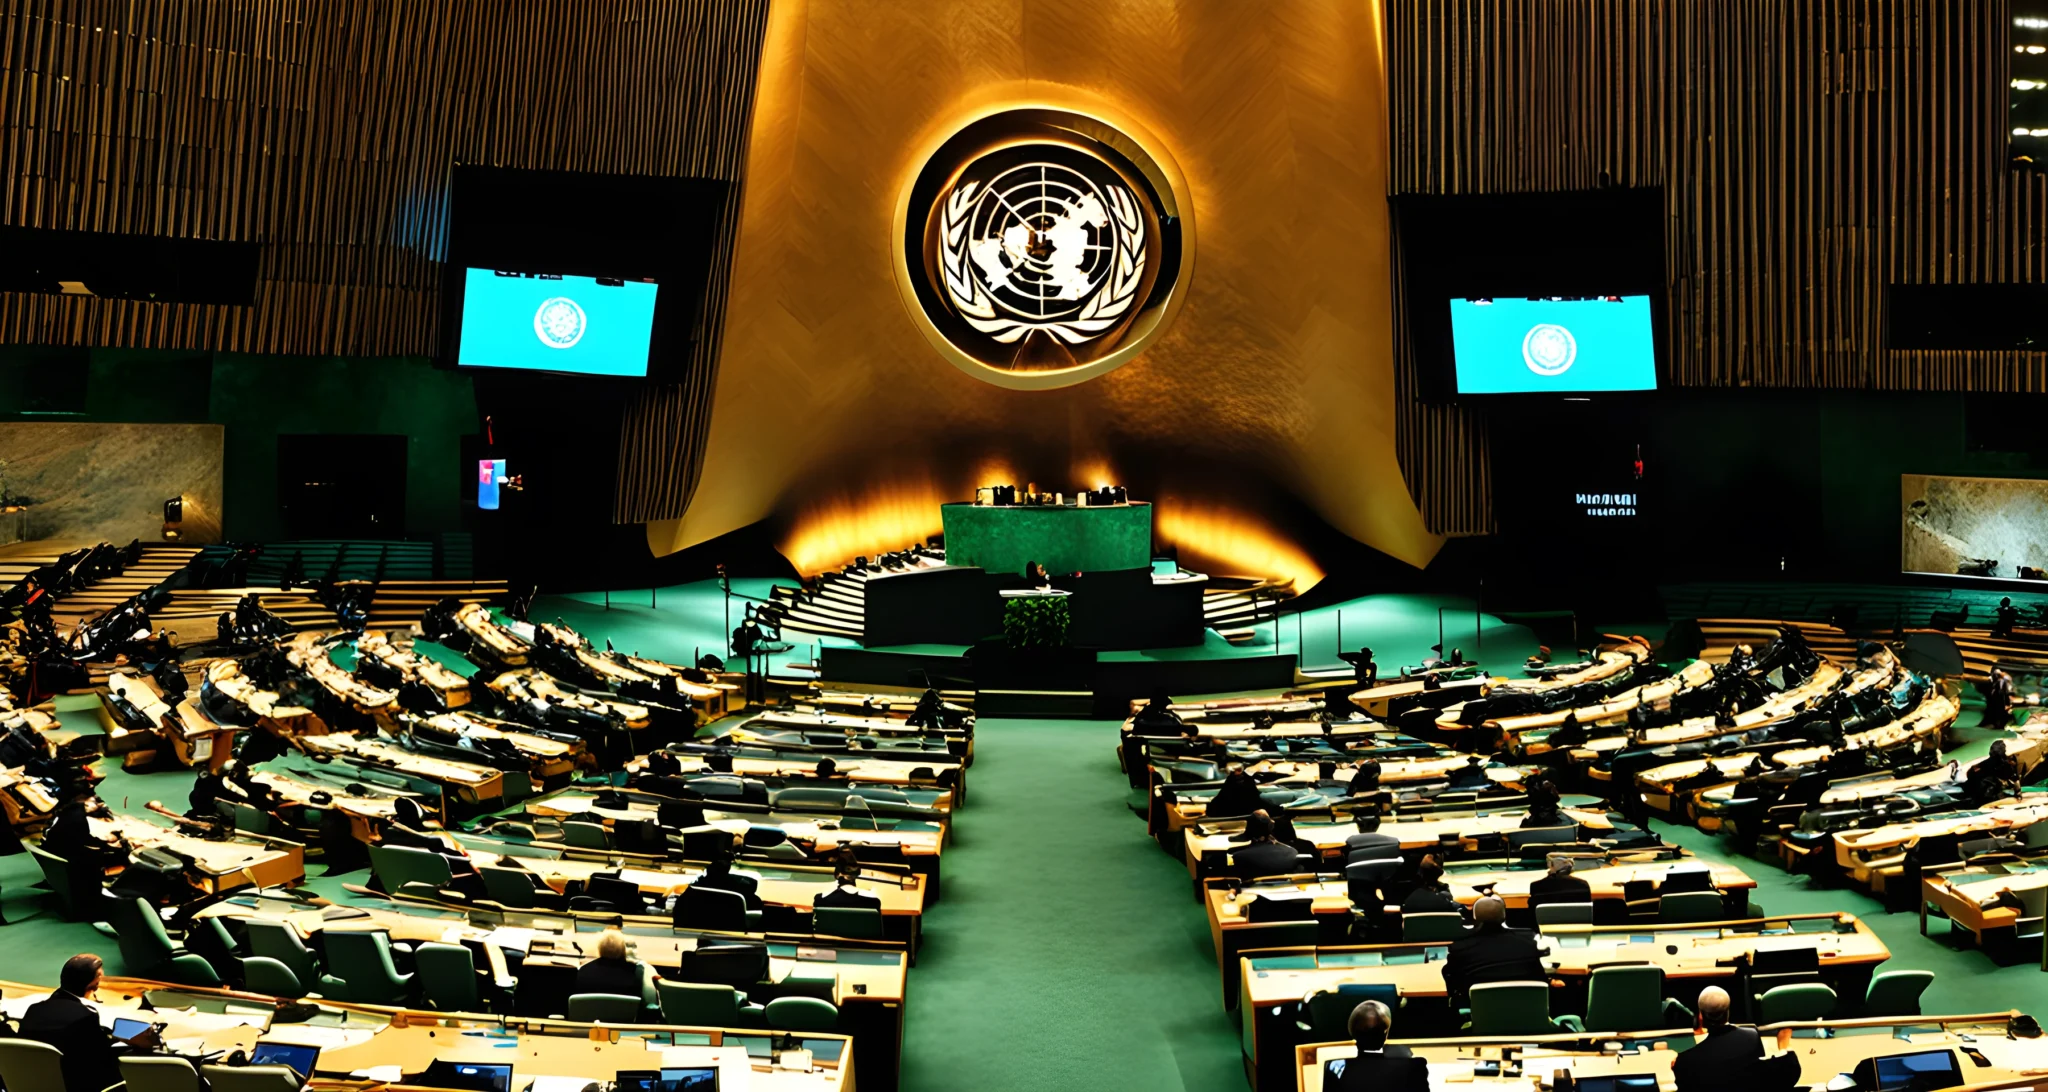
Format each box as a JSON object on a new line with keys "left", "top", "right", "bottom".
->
{"left": 898, "top": 718, "right": 1245, "bottom": 1092}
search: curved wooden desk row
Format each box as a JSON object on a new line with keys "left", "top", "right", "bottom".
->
{"left": 1290, "top": 1012, "right": 2041, "bottom": 1092}
{"left": 1834, "top": 797, "right": 2048, "bottom": 892}
{"left": 522, "top": 789, "right": 947, "bottom": 856}
{"left": 80, "top": 812, "right": 307, "bottom": 894}
{"left": 0, "top": 976, "right": 855, "bottom": 1090}
{"left": 1181, "top": 806, "right": 1617, "bottom": 879}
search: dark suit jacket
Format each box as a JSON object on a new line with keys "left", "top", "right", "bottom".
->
{"left": 1671, "top": 1024, "right": 1775, "bottom": 1091}
{"left": 1322, "top": 1045, "right": 1428, "bottom": 1092}
{"left": 573, "top": 957, "right": 645, "bottom": 1001}
{"left": 19, "top": 989, "right": 124, "bottom": 1092}
{"left": 1442, "top": 924, "right": 1547, "bottom": 1005}
{"left": 1234, "top": 840, "right": 1302, "bottom": 881}
{"left": 1528, "top": 873, "right": 1594, "bottom": 909}
{"left": 1400, "top": 886, "right": 1461, "bottom": 916}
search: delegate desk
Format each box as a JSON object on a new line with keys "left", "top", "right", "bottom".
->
{"left": 1293, "top": 1013, "right": 2039, "bottom": 1092}
{"left": 1922, "top": 859, "right": 2048, "bottom": 946}
{"left": 1349, "top": 676, "right": 1487, "bottom": 720}
{"left": 524, "top": 787, "right": 948, "bottom": 857}
{"left": 1244, "top": 913, "right": 1888, "bottom": 1092}
{"left": 86, "top": 812, "right": 304, "bottom": 894}
{"left": 1182, "top": 807, "right": 1614, "bottom": 880}
{"left": 460, "top": 846, "right": 930, "bottom": 954}
{"left": 296, "top": 733, "right": 505, "bottom": 805}
{"left": 1207, "top": 856, "right": 1760, "bottom": 979}
{"left": 625, "top": 752, "right": 961, "bottom": 810}
{"left": 198, "top": 894, "right": 905, "bottom": 1086}
{"left": 1836, "top": 798, "right": 2048, "bottom": 892}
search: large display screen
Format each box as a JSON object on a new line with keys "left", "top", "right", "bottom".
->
{"left": 1449, "top": 295, "right": 1658, "bottom": 394}
{"left": 1902, "top": 473, "right": 2048, "bottom": 579}
{"left": 456, "top": 269, "right": 658, "bottom": 376}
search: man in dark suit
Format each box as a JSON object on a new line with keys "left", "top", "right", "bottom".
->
{"left": 1528, "top": 856, "right": 1593, "bottom": 911}
{"left": 19, "top": 954, "right": 159, "bottom": 1092}
{"left": 1231, "top": 811, "right": 1302, "bottom": 881}
{"left": 1673, "top": 986, "right": 1800, "bottom": 1090}
{"left": 1441, "top": 896, "right": 1546, "bottom": 1006}
{"left": 1322, "top": 998, "right": 1427, "bottom": 1091}
{"left": 1399, "top": 856, "right": 1461, "bottom": 915}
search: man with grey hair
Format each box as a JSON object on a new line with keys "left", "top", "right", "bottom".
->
{"left": 1441, "top": 895, "right": 1546, "bottom": 1006}
{"left": 1529, "top": 853, "right": 1593, "bottom": 911}
{"left": 1671, "top": 985, "right": 1799, "bottom": 1090}
{"left": 1320, "top": 998, "right": 1428, "bottom": 1091}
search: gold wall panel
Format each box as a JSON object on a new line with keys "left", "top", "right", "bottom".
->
{"left": 651, "top": 0, "right": 1440, "bottom": 576}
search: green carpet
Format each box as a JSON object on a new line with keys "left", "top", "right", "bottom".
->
{"left": 897, "top": 717, "right": 1245, "bottom": 1092}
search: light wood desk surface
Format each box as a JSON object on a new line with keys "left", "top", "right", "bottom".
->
{"left": 313, "top": 1022, "right": 848, "bottom": 1090}
{"left": 1923, "top": 861, "right": 2048, "bottom": 941}
{"left": 625, "top": 752, "right": 961, "bottom": 803}
{"left": 197, "top": 897, "right": 908, "bottom": 1005}
{"left": 1294, "top": 1015, "right": 2043, "bottom": 1092}
{"left": 1243, "top": 914, "right": 1885, "bottom": 1007}
{"left": 462, "top": 847, "right": 929, "bottom": 919}
{"left": 1183, "top": 806, "right": 1613, "bottom": 877}
{"left": 86, "top": 812, "right": 304, "bottom": 892}
{"left": 1833, "top": 797, "right": 2048, "bottom": 876}
{"left": 523, "top": 789, "right": 945, "bottom": 856}
{"left": 296, "top": 733, "right": 505, "bottom": 801}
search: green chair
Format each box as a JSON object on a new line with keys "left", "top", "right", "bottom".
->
{"left": 230, "top": 802, "right": 274, "bottom": 836}
{"left": 200, "top": 1063, "right": 302, "bottom": 1092}
{"left": 1757, "top": 982, "right": 1836, "bottom": 1024}
{"left": 776, "top": 973, "right": 837, "bottom": 1003}
{"left": 318, "top": 930, "right": 413, "bottom": 1004}
{"left": 245, "top": 920, "right": 321, "bottom": 995}
{"left": 239, "top": 956, "right": 302, "bottom": 998}
{"left": 479, "top": 865, "right": 540, "bottom": 908}
{"left": 1400, "top": 912, "right": 1468, "bottom": 942}
{"left": 566, "top": 992, "right": 643, "bottom": 1023}
{"left": 1657, "top": 891, "right": 1724, "bottom": 923}
{"left": 26, "top": 845, "right": 81, "bottom": 920}
{"left": 813, "top": 906, "right": 884, "bottom": 939}
{"left": 1534, "top": 902, "right": 1594, "bottom": 931}
{"left": 1466, "top": 981, "right": 1579, "bottom": 1035}
{"left": 0, "top": 1038, "right": 67, "bottom": 1092}
{"left": 1295, "top": 982, "right": 1400, "bottom": 1038}
{"left": 1583, "top": 965, "right": 1693, "bottom": 1032}
{"left": 502, "top": 770, "right": 535, "bottom": 803}
{"left": 563, "top": 821, "right": 611, "bottom": 849}
{"left": 1861, "top": 970, "right": 1934, "bottom": 1017}
{"left": 764, "top": 996, "right": 839, "bottom": 1031}
{"left": 109, "top": 896, "right": 221, "bottom": 987}
{"left": 186, "top": 916, "right": 242, "bottom": 986}
{"left": 121, "top": 1054, "right": 203, "bottom": 1092}
{"left": 2016, "top": 886, "right": 2048, "bottom": 969}
{"left": 658, "top": 981, "right": 764, "bottom": 1028}
{"left": 414, "top": 942, "right": 481, "bottom": 1011}
{"left": 367, "top": 844, "right": 454, "bottom": 894}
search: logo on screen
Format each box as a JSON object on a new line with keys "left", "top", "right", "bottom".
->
{"left": 1522, "top": 323, "right": 1577, "bottom": 376}
{"left": 533, "top": 297, "right": 588, "bottom": 350}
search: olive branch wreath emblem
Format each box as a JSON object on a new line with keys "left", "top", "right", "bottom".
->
{"left": 938, "top": 179, "right": 1147, "bottom": 345}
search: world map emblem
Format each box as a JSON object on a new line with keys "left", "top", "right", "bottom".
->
{"left": 897, "top": 108, "right": 1193, "bottom": 389}
{"left": 942, "top": 161, "right": 1145, "bottom": 347}
{"left": 533, "top": 297, "right": 587, "bottom": 350}
{"left": 1522, "top": 323, "right": 1577, "bottom": 376}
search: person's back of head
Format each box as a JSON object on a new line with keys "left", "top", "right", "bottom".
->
{"left": 1472, "top": 894, "right": 1507, "bottom": 927}
{"left": 831, "top": 846, "right": 861, "bottom": 886}
{"left": 1697, "top": 984, "right": 1732, "bottom": 1028}
{"left": 59, "top": 952, "right": 102, "bottom": 995}
{"left": 1417, "top": 855, "right": 1445, "bottom": 889}
{"left": 595, "top": 929, "right": 627, "bottom": 963}
{"left": 1245, "top": 809, "right": 1275, "bottom": 843}
{"left": 1348, "top": 997, "right": 1394, "bottom": 1049}
{"left": 1547, "top": 854, "right": 1574, "bottom": 879}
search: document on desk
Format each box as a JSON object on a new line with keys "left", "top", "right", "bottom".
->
{"left": 485, "top": 926, "right": 536, "bottom": 953}
{"left": 260, "top": 1024, "right": 374, "bottom": 1050}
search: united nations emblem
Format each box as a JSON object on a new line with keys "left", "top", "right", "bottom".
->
{"left": 896, "top": 107, "right": 1193, "bottom": 389}
{"left": 533, "top": 297, "right": 587, "bottom": 350}
{"left": 1522, "top": 323, "right": 1577, "bottom": 376}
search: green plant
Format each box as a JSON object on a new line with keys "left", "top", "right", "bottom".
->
{"left": 1003, "top": 595, "right": 1071, "bottom": 649}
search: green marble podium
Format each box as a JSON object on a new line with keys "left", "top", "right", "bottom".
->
{"left": 940, "top": 501, "right": 1153, "bottom": 575}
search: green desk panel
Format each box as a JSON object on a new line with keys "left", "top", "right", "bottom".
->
{"left": 940, "top": 501, "right": 1153, "bottom": 575}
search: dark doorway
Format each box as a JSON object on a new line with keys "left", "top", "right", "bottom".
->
{"left": 277, "top": 434, "right": 408, "bottom": 539}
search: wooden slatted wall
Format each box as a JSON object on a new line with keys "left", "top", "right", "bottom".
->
{"left": 0, "top": 0, "right": 769, "bottom": 522}
{"left": 1387, "top": 0, "right": 2048, "bottom": 535}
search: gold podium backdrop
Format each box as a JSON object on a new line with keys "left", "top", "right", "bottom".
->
{"left": 649, "top": 0, "right": 1439, "bottom": 586}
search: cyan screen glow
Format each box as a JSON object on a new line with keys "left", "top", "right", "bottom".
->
{"left": 1448, "top": 295, "right": 1657, "bottom": 394}
{"left": 457, "top": 269, "right": 658, "bottom": 376}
